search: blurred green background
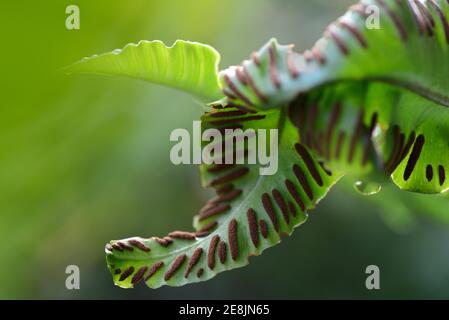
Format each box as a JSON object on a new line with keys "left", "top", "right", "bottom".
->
{"left": 2, "top": 0, "right": 449, "bottom": 299}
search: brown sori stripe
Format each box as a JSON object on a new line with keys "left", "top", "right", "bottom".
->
{"left": 259, "top": 219, "right": 269, "bottom": 238}
{"left": 198, "top": 203, "right": 231, "bottom": 221}
{"left": 144, "top": 261, "right": 164, "bottom": 281}
{"left": 305, "top": 104, "right": 319, "bottom": 148}
{"left": 415, "top": 0, "right": 435, "bottom": 36}
{"left": 209, "top": 110, "right": 247, "bottom": 118}
{"left": 390, "top": 132, "right": 406, "bottom": 171}
{"left": 153, "top": 237, "right": 173, "bottom": 247}
{"left": 114, "top": 269, "right": 121, "bottom": 275}
{"left": 386, "top": 126, "right": 402, "bottom": 172}
{"left": 268, "top": 42, "right": 281, "bottom": 89}
{"left": 318, "top": 161, "right": 332, "bottom": 176}
{"left": 210, "top": 167, "right": 250, "bottom": 187}
{"left": 209, "top": 189, "right": 242, "bottom": 204}
{"left": 297, "top": 98, "right": 309, "bottom": 130}
{"left": 197, "top": 221, "right": 218, "bottom": 232}
{"left": 376, "top": 0, "right": 408, "bottom": 41}
{"left": 272, "top": 189, "right": 290, "bottom": 224}
{"left": 328, "top": 28, "right": 350, "bottom": 55}
{"left": 164, "top": 254, "right": 187, "bottom": 281}
{"left": 261, "top": 193, "right": 279, "bottom": 232}
{"left": 185, "top": 248, "right": 203, "bottom": 278}
{"left": 293, "top": 164, "right": 314, "bottom": 201}
{"left": 403, "top": 134, "right": 425, "bottom": 181}
{"left": 348, "top": 111, "right": 364, "bottom": 164}
{"left": 407, "top": 0, "right": 427, "bottom": 35}
{"left": 119, "top": 267, "right": 134, "bottom": 281}
{"left": 426, "top": 164, "right": 434, "bottom": 182}
{"left": 223, "top": 74, "right": 255, "bottom": 107}
{"left": 338, "top": 21, "right": 368, "bottom": 48}
{"left": 295, "top": 143, "right": 324, "bottom": 186}
{"left": 198, "top": 202, "right": 215, "bottom": 215}
{"left": 429, "top": 0, "right": 449, "bottom": 43}
{"left": 326, "top": 103, "right": 342, "bottom": 159}
{"left": 242, "top": 65, "right": 269, "bottom": 103}
{"left": 168, "top": 231, "right": 196, "bottom": 241}
{"left": 208, "top": 115, "right": 266, "bottom": 126}
{"left": 288, "top": 201, "right": 298, "bottom": 218}
{"left": 247, "top": 208, "right": 259, "bottom": 247}
{"left": 415, "top": 0, "right": 436, "bottom": 28}
{"left": 228, "top": 219, "right": 239, "bottom": 261}
{"left": 287, "top": 49, "right": 300, "bottom": 78}
{"left": 368, "top": 112, "right": 378, "bottom": 135}
{"left": 397, "top": 131, "right": 416, "bottom": 164}
{"left": 199, "top": 203, "right": 218, "bottom": 215}
{"left": 117, "top": 241, "right": 134, "bottom": 251}
{"left": 128, "top": 239, "right": 151, "bottom": 252}
{"left": 111, "top": 243, "right": 124, "bottom": 252}
{"left": 207, "top": 235, "right": 220, "bottom": 270}
{"left": 197, "top": 268, "right": 204, "bottom": 278}
{"left": 335, "top": 131, "right": 346, "bottom": 160}
{"left": 218, "top": 241, "right": 227, "bottom": 263}
{"left": 223, "top": 88, "right": 238, "bottom": 100}
{"left": 285, "top": 179, "right": 306, "bottom": 211}
{"left": 194, "top": 231, "right": 211, "bottom": 238}
{"left": 207, "top": 163, "right": 236, "bottom": 173}
{"left": 312, "top": 47, "right": 327, "bottom": 65}
{"left": 439, "top": 165, "right": 446, "bottom": 186}
{"left": 251, "top": 52, "right": 261, "bottom": 65}
{"left": 228, "top": 102, "right": 258, "bottom": 114}
{"left": 131, "top": 266, "right": 148, "bottom": 285}
{"left": 236, "top": 66, "right": 248, "bottom": 85}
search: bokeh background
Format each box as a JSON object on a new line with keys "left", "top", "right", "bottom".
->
{"left": 2, "top": 0, "right": 449, "bottom": 299}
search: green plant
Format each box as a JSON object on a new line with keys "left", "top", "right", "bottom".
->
{"left": 67, "top": 0, "right": 449, "bottom": 289}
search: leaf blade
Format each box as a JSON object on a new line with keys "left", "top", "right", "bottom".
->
{"left": 105, "top": 106, "right": 341, "bottom": 289}
{"left": 65, "top": 40, "right": 223, "bottom": 100}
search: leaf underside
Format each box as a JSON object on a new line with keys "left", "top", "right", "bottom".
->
{"left": 100, "top": 0, "right": 449, "bottom": 289}
{"left": 106, "top": 105, "right": 340, "bottom": 288}
{"left": 221, "top": 0, "right": 449, "bottom": 194}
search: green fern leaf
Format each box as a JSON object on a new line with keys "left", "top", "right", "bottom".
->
{"left": 65, "top": 40, "right": 223, "bottom": 100}
{"left": 68, "top": 0, "right": 449, "bottom": 288}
